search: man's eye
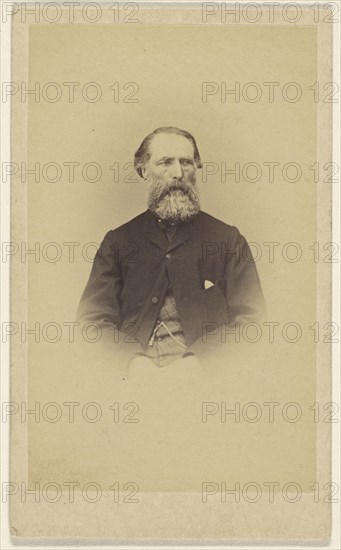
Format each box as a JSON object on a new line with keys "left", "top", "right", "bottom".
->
{"left": 182, "top": 159, "right": 192, "bottom": 166}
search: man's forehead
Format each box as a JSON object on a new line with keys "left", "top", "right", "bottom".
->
{"left": 149, "top": 133, "right": 195, "bottom": 158}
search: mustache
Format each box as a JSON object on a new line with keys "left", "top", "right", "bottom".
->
{"left": 158, "top": 180, "right": 193, "bottom": 199}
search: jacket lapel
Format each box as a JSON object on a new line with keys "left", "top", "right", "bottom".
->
{"left": 166, "top": 224, "right": 191, "bottom": 252}
{"left": 143, "top": 210, "right": 168, "bottom": 251}
{"left": 143, "top": 209, "right": 196, "bottom": 252}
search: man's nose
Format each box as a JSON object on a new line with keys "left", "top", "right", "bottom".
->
{"left": 170, "top": 159, "right": 183, "bottom": 179}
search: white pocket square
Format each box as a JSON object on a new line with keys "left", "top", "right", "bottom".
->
{"left": 204, "top": 279, "right": 215, "bottom": 290}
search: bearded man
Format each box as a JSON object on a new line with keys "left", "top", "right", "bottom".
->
{"left": 76, "top": 127, "right": 266, "bottom": 372}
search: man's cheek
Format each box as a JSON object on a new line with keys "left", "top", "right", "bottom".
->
{"left": 187, "top": 170, "right": 196, "bottom": 182}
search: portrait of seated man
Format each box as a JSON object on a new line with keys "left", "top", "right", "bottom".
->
{"left": 77, "top": 126, "right": 266, "bottom": 372}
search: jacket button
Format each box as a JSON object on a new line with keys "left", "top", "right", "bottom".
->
{"left": 165, "top": 253, "right": 172, "bottom": 260}
{"left": 151, "top": 296, "right": 158, "bottom": 304}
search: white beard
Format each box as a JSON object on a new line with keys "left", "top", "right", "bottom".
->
{"left": 147, "top": 175, "right": 200, "bottom": 223}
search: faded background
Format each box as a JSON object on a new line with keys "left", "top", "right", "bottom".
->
{"left": 26, "top": 23, "right": 317, "bottom": 491}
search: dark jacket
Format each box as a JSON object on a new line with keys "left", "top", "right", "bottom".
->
{"left": 77, "top": 210, "right": 266, "bottom": 364}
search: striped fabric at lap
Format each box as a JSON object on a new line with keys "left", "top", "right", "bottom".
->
{"left": 145, "top": 287, "right": 188, "bottom": 367}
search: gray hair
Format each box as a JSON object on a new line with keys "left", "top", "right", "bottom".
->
{"left": 134, "top": 126, "right": 202, "bottom": 178}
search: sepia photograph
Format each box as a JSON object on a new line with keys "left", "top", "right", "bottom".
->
{"left": 76, "top": 125, "right": 266, "bottom": 373}
{"left": 2, "top": 0, "right": 339, "bottom": 545}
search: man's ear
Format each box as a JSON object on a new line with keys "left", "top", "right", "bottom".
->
{"left": 141, "top": 165, "right": 148, "bottom": 180}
